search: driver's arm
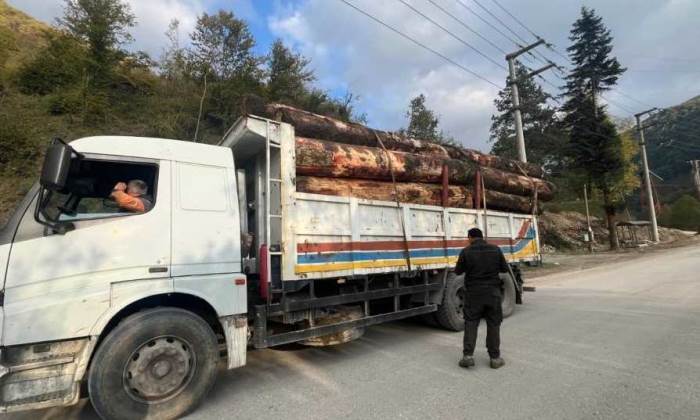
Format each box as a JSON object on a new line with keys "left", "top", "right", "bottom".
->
{"left": 110, "top": 190, "right": 145, "bottom": 212}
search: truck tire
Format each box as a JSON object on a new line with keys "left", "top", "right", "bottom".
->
{"left": 435, "top": 272, "right": 465, "bottom": 331}
{"left": 88, "top": 307, "right": 219, "bottom": 420}
{"left": 501, "top": 273, "right": 516, "bottom": 318}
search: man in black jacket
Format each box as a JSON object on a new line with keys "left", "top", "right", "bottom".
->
{"left": 454, "top": 228, "right": 508, "bottom": 369}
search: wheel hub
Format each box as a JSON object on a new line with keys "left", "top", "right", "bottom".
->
{"left": 124, "top": 336, "right": 195, "bottom": 402}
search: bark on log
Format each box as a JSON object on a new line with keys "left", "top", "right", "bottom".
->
{"left": 448, "top": 147, "right": 545, "bottom": 179}
{"left": 296, "top": 176, "right": 536, "bottom": 214}
{"left": 295, "top": 137, "right": 554, "bottom": 200}
{"left": 296, "top": 176, "right": 472, "bottom": 208}
{"left": 267, "top": 103, "right": 450, "bottom": 157}
{"left": 266, "top": 103, "right": 545, "bottom": 178}
{"left": 485, "top": 190, "right": 537, "bottom": 214}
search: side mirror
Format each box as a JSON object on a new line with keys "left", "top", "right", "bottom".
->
{"left": 40, "top": 138, "right": 79, "bottom": 191}
{"left": 35, "top": 138, "right": 82, "bottom": 234}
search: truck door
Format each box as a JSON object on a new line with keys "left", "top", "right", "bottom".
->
{"left": 2, "top": 158, "right": 172, "bottom": 345}
{"left": 171, "top": 162, "right": 240, "bottom": 277}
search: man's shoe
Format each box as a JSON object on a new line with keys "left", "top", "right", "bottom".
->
{"left": 459, "top": 356, "right": 475, "bottom": 368}
{"left": 490, "top": 357, "right": 505, "bottom": 369}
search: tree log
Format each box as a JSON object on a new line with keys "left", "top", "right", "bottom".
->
{"left": 267, "top": 103, "right": 450, "bottom": 157}
{"left": 266, "top": 103, "right": 545, "bottom": 178}
{"left": 295, "top": 137, "right": 554, "bottom": 200}
{"left": 296, "top": 176, "right": 536, "bottom": 214}
{"left": 484, "top": 190, "right": 537, "bottom": 214}
{"left": 296, "top": 176, "right": 472, "bottom": 208}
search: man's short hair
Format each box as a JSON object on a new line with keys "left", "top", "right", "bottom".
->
{"left": 468, "top": 228, "right": 483, "bottom": 238}
{"left": 128, "top": 179, "right": 148, "bottom": 195}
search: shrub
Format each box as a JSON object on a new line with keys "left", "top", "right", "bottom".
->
{"left": 659, "top": 195, "right": 700, "bottom": 232}
{"left": 17, "top": 31, "right": 86, "bottom": 95}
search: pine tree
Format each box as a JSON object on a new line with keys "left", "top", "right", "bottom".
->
{"left": 405, "top": 94, "right": 438, "bottom": 140}
{"left": 400, "top": 93, "right": 456, "bottom": 144}
{"left": 489, "top": 63, "right": 563, "bottom": 169}
{"left": 562, "top": 7, "right": 628, "bottom": 249}
{"left": 267, "top": 39, "right": 314, "bottom": 103}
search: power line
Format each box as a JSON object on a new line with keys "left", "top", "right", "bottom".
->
{"left": 471, "top": 0, "right": 557, "bottom": 67}
{"left": 425, "top": 0, "right": 507, "bottom": 55}
{"left": 338, "top": 0, "right": 502, "bottom": 89}
{"left": 472, "top": 0, "right": 528, "bottom": 45}
{"left": 489, "top": 0, "right": 540, "bottom": 39}
{"left": 453, "top": 0, "right": 520, "bottom": 46}
{"left": 425, "top": 0, "right": 564, "bottom": 100}
{"left": 611, "top": 90, "right": 654, "bottom": 109}
{"left": 485, "top": 0, "right": 657, "bottom": 112}
{"left": 599, "top": 93, "right": 636, "bottom": 115}
{"left": 397, "top": 0, "right": 506, "bottom": 70}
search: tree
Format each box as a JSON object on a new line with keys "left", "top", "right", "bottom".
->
{"left": 57, "top": 0, "right": 135, "bottom": 82}
{"left": 160, "top": 19, "right": 187, "bottom": 80}
{"left": 188, "top": 10, "right": 265, "bottom": 139}
{"left": 188, "top": 11, "right": 261, "bottom": 81}
{"left": 489, "top": 63, "right": 564, "bottom": 169}
{"left": 561, "top": 7, "right": 628, "bottom": 250}
{"left": 267, "top": 39, "right": 314, "bottom": 103}
{"left": 18, "top": 31, "right": 87, "bottom": 95}
{"left": 402, "top": 94, "right": 443, "bottom": 142}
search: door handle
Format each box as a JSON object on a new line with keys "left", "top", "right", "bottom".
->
{"left": 148, "top": 266, "right": 168, "bottom": 273}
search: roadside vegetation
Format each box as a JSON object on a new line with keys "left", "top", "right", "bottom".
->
{"left": 0, "top": 0, "right": 364, "bottom": 225}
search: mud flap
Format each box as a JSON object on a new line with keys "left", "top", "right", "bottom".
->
{"left": 0, "top": 337, "right": 95, "bottom": 413}
{"left": 221, "top": 315, "right": 248, "bottom": 370}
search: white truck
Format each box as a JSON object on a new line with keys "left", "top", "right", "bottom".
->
{"left": 0, "top": 115, "right": 540, "bottom": 419}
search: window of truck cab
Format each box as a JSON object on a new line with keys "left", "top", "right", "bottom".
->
{"left": 42, "top": 156, "right": 159, "bottom": 223}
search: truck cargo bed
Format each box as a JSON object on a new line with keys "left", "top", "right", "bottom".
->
{"left": 290, "top": 192, "right": 539, "bottom": 280}
{"left": 222, "top": 116, "right": 540, "bottom": 284}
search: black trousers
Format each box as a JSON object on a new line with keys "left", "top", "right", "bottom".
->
{"left": 463, "top": 292, "right": 503, "bottom": 358}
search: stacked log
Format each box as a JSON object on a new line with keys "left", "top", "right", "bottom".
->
{"left": 296, "top": 176, "right": 535, "bottom": 214}
{"left": 295, "top": 137, "right": 555, "bottom": 201}
{"left": 266, "top": 103, "right": 545, "bottom": 178}
{"left": 257, "top": 103, "right": 554, "bottom": 214}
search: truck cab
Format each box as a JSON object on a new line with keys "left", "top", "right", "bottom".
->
{"left": 0, "top": 136, "right": 248, "bottom": 418}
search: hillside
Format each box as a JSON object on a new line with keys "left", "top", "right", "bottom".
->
{"left": 0, "top": 1, "right": 372, "bottom": 227}
{"left": 0, "top": 0, "right": 50, "bottom": 80}
{"left": 642, "top": 95, "right": 700, "bottom": 201}
{"left": 0, "top": 1, "right": 53, "bottom": 225}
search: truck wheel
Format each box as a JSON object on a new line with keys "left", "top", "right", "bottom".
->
{"left": 501, "top": 273, "right": 516, "bottom": 318}
{"left": 88, "top": 307, "right": 219, "bottom": 420}
{"left": 435, "top": 272, "right": 465, "bottom": 331}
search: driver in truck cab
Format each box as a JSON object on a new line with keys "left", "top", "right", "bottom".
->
{"left": 110, "top": 179, "right": 153, "bottom": 213}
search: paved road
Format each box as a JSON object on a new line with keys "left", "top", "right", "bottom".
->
{"left": 5, "top": 244, "right": 700, "bottom": 420}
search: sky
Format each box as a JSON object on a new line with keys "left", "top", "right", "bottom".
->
{"left": 8, "top": 0, "right": 700, "bottom": 152}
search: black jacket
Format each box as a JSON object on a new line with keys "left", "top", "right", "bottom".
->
{"left": 454, "top": 239, "right": 509, "bottom": 294}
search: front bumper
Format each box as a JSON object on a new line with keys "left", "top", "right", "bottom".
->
{"left": 0, "top": 338, "right": 95, "bottom": 413}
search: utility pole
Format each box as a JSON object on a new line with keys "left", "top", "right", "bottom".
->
{"left": 506, "top": 39, "right": 555, "bottom": 163}
{"left": 691, "top": 160, "right": 700, "bottom": 201}
{"left": 583, "top": 184, "right": 594, "bottom": 253}
{"left": 635, "top": 108, "right": 659, "bottom": 242}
